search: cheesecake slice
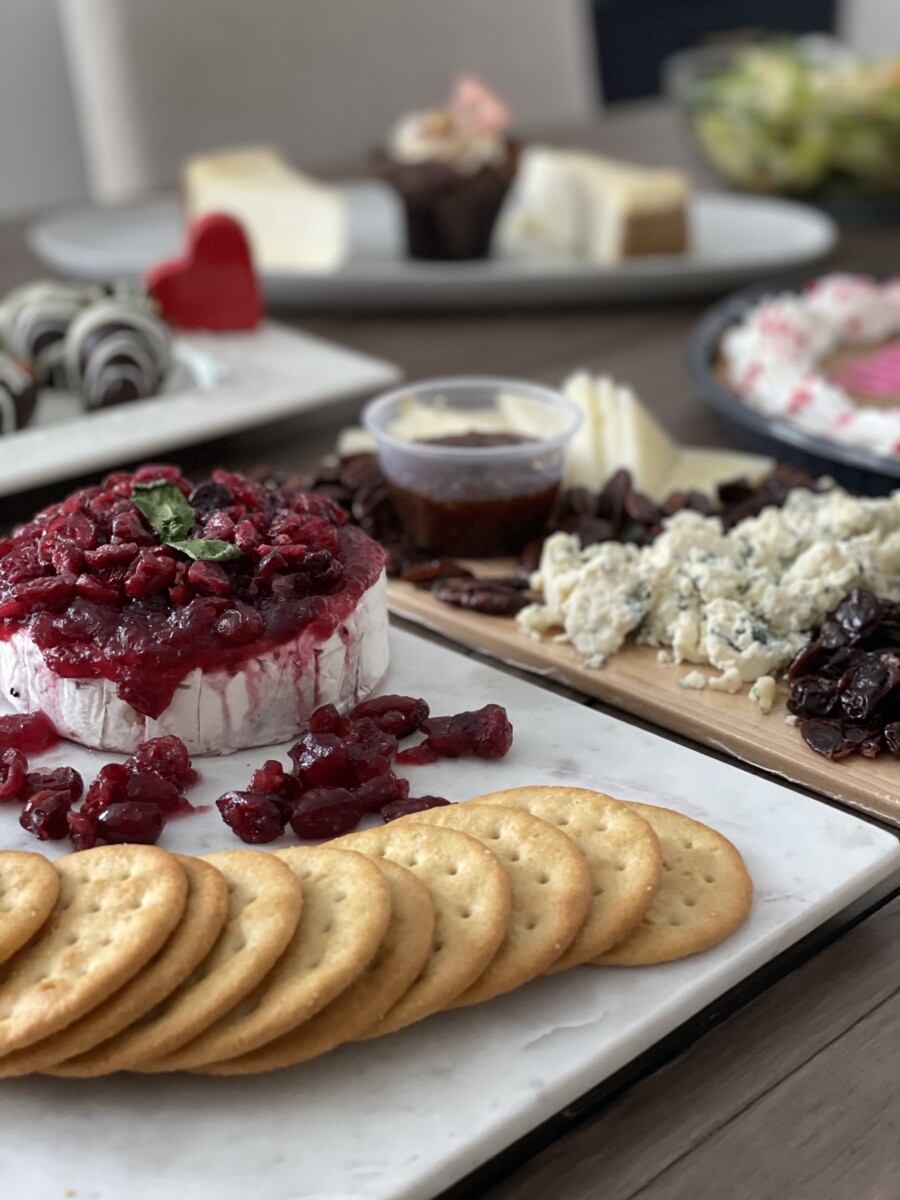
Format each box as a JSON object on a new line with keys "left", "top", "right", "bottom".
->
{"left": 499, "top": 147, "right": 689, "bottom": 264}
{"left": 183, "top": 147, "right": 348, "bottom": 273}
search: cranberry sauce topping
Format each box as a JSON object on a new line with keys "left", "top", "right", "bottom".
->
{"left": 788, "top": 587, "right": 900, "bottom": 762}
{"left": 213, "top": 694, "right": 513, "bottom": 844}
{"left": 0, "top": 466, "right": 386, "bottom": 719}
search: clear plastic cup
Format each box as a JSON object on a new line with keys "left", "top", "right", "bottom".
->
{"left": 363, "top": 376, "right": 582, "bottom": 557}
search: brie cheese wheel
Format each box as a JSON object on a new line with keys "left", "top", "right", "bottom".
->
{"left": 183, "top": 147, "right": 348, "bottom": 274}
{"left": 0, "top": 573, "right": 389, "bottom": 756}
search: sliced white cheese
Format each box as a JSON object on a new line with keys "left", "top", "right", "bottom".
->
{"left": 183, "top": 146, "right": 348, "bottom": 274}
{"left": 561, "top": 371, "right": 773, "bottom": 500}
{"left": 0, "top": 573, "right": 389, "bottom": 757}
{"left": 664, "top": 447, "right": 776, "bottom": 498}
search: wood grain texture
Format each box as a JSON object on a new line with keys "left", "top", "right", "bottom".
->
{"left": 480, "top": 898, "right": 900, "bottom": 1200}
{"left": 388, "top": 577, "right": 900, "bottom": 827}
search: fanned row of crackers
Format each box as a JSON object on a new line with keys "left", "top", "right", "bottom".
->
{"left": 0, "top": 787, "right": 753, "bottom": 1078}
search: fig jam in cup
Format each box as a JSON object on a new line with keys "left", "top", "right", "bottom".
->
{"left": 363, "top": 377, "right": 581, "bottom": 557}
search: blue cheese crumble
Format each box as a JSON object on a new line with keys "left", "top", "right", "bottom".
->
{"left": 518, "top": 486, "right": 900, "bottom": 692}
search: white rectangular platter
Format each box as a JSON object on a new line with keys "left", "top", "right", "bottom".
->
{"left": 0, "top": 628, "right": 897, "bottom": 1200}
{"left": 0, "top": 320, "right": 401, "bottom": 497}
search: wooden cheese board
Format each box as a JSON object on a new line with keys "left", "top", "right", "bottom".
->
{"left": 388, "top": 577, "right": 900, "bottom": 828}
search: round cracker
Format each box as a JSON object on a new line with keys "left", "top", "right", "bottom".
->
{"left": 145, "top": 846, "right": 392, "bottom": 1072}
{"left": 50, "top": 848, "right": 302, "bottom": 1076}
{"left": 338, "top": 822, "right": 511, "bottom": 1037}
{"left": 197, "top": 857, "right": 435, "bottom": 1075}
{"left": 0, "top": 844, "right": 188, "bottom": 1057}
{"left": 0, "top": 854, "right": 229, "bottom": 1077}
{"left": 594, "top": 803, "right": 753, "bottom": 965}
{"left": 0, "top": 851, "right": 60, "bottom": 966}
{"left": 405, "top": 803, "right": 591, "bottom": 1004}
{"left": 473, "top": 787, "right": 662, "bottom": 970}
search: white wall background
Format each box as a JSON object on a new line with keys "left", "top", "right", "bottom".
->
{"left": 0, "top": 0, "right": 87, "bottom": 217}
{"left": 0, "top": 0, "right": 898, "bottom": 218}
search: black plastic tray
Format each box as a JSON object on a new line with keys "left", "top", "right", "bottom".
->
{"left": 688, "top": 276, "right": 900, "bottom": 496}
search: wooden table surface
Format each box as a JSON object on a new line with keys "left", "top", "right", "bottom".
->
{"left": 1, "top": 100, "right": 898, "bottom": 1200}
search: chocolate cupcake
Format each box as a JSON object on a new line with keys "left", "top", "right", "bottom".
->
{"left": 374, "top": 77, "right": 518, "bottom": 261}
{"left": 0, "top": 353, "right": 38, "bottom": 435}
{"left": 64, "top": 296, "right": 172, "bottom": 410}
{"left": 0, "top": 280, "right": 97, "bottom": 387}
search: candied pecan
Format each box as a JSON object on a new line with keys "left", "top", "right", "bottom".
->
{"left": 431, "top": 577, "right": 527, "bottom": 616}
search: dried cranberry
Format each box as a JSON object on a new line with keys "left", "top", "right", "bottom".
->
{"left": 124, "top": 550, "right": 177, "bottom": 599}
{"left": 395, "top": 743, "right": 442, "bottom": 766}
{"left": 416, "top": 704, "right": 513, "bottom": 760}
{"left": 217, "top": 791, "right": 287, "bottom": 844}
{"left": 0, "top": 711, "right": 59, "bottom": 755}
{"left": 124, "top": 771, "right": 190, "bottom": 815}
{"left": 308, "top": 703, "right": 347, "bottom": 736}
{"left": 95, "top": 801, "right": 165, "bottom": 845}
{"left": 12, "top": 577, "right": 77, "bottom": 613}
{"left": 248, "top": 760, "right": 301, "bottom": 812}
{"left": 289, "top": 733, "right": 353, "bottom": 789}
{"left": 126, "top": 736, "right": 195, "bottom": 788}
{"left": 23, "top": 766, "right": 83, "bottom": 805}
{"left": 290, "top": 787, "right": 361, "bottom": 840}
{"left": 20, "top": 789, "right": 73, "bottom": 840}
{"left": 345, "top": 719, "right": 398, "bottom": 779}
{"left": 187, "top": 559, "right": 234, "bottom": 597}
{"left": 382, "top": 795, "right": 451, "bottom": 822}
{"left": 349, "top": 694, "right": 429, "bottom": 738}
{"left": 799, "top": 719, "right": 854, "bottom": 761}
{"left": 189, "top": 481, "right": 235, "bottom": 513}
{"left": 354, "top": 772, "right": 410, "bottom": 813}
{"left": 0, "top": 747, "right": 27, "bottom": 802}
{"left": 67, "top": 810, "right": 98, "bottom": 851}
{"left": 82, "top": 762, "right": 130, "bottom": 818}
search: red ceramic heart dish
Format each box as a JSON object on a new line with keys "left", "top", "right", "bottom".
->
{"left": 145, "top": 214, "right": 264, "bottom": 331}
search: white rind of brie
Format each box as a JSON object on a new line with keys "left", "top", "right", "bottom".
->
{"left": 0, "top": 573, "right": 389, "bottom": 756}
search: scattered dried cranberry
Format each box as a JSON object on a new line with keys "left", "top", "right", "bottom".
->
{"left": 23, "top": 767, "right": 83, "bottom": 805}
{"left": 20, "top": 789, "right": 72, "bottom": 840}
{"left": 67, "top": 810, "right": 98, "bottom": 851}
{"left": 289, "top": 733, "right": 353, "bottom": 789}
{"left": 0, "top": 747, "right": 27, "bottom": 802}
{"left": 345, "top": 719, "right": 398, "bottom": 779}
{"left": 354, "top": 772, "right": 410, "bottom": 813}
{"left": 248, "top": 760, "right": 302, "bottom": 812}
{"left": 95, "top": 801, "right": 165, "bottom": 845}
{"left": 126, "top": 736, "right": 196, "bottom": 788}
{"left": 395, "top": 743, "right": 441, "bottom": 766}
{"left": 124, "top": 771, "right": 191, "bottom": 815}
{"left": 382, "top": 795, "right": 451, "bottom": 822}
{"left": 216, "top": 791, "right": 287, "bottom": 844}
{"left": 413, "top": 703, "right": 513, "bottom": 761}
{"left": 82, "top": 763, "right": 130, "bottom": 819}
{"left": 349, "top": 694, "right": 429, "bottom": 738}
{"left": 290, "top": 787, "right": 361, "bottom": 840}
{"left": 0, "top": 711, "right": 59, "bottom": 755}
{"left": 308, "top": 703, "right": 347, "bottom": 736}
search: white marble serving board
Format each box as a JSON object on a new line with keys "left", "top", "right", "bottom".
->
{"left": 0, "top": 628, "right": 897, "bottom": 1200}
{"left": 0, "top": 320, "right": 401, "bottom": 497}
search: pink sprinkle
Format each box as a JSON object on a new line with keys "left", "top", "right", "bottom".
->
{"left": 788, "top": 387, "right": 813, "bottom": 413}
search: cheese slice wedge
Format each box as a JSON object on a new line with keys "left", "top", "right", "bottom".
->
{"left": 183, "top": 147, "right": 348, "bottom": 273}
{"left": 561, "top": 372, "right": 773, "bottom": 499}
